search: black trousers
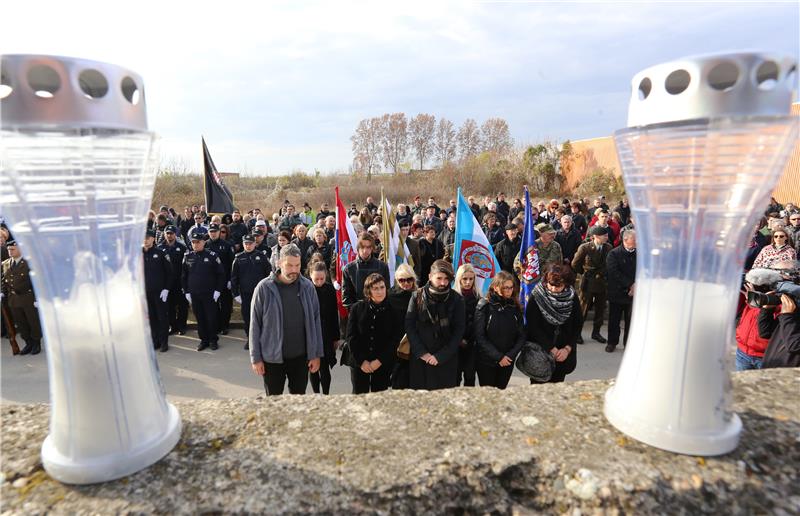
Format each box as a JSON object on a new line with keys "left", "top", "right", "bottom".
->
{"left": 350, "top": 365, "right": 391, "bottom": 394}
{"left": 217, "top": 288, "right": 233, "bottom": 332}
{"left": 476, "top": 362, "right": 514, "bottom": 389}
{"left": 145, "top": 290, "right": 169, "bottom": 349}
{"left": 458, "top": 344, "right": 477, "bottom": 386}
{"left": 168, "top": 287, "right": 188, "bottom": 333}
{"left": 608, "top": 302, "right": 632, "bottom": 347}
{"left": 263, "top": 356, "right": 308, "bottom": 395}
{"left": 191, "top": 293, "right": 218, "bottom": 344}
{"left": 9, "top": 303, "right": 42, "bottom": 344}
{"left": 241, "top": 293, "right": 253, "bottom": 336}
{"left": 310, "top": 365, "right": 332, "bottom": 394}
{"left": 579, "top": 289, "right": 607, "bottom": 334}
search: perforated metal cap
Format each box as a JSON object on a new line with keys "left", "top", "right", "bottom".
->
{"left": 0, "top": 54, "right": 148, "bottom": 131}
{"left": 626, "top": 51, "right": 797, "bottom": 127}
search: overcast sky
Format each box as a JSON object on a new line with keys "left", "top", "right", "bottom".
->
{"left": 2, "top": 1, "right": 798, "bottom": 175}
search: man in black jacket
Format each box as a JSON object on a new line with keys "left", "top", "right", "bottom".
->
{"left": 231, "top": 234, "right": 272, "bottom": 350}
{"left": 182, "top": 229, "right": 226, "bottom": 351}
{"left": 159, "top": 226, "right": 189, "bottom": 335}
{"left": 341, "top": 233, "right": 390, "bottom": 308}
{"left": 494, "top": 223, "right": 521, "bottom": 274}
{"left": 495, "top": 192, "right": 510, "bottom": 225}
{"left": 556, "top": 215, "right": 583, "bottom": 265}
{"left": 207, "top": 224, "right": 235, "bottom": 335}
{"left": 419, "top": 225, "right": 445, "bottom": 282}
{"left": 605, "top": 229, "right": 636, "bottom": 353}
{"left": 143, "top": 230, "right": 172, "bottom": 352}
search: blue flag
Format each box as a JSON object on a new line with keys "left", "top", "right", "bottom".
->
{"left": 518, "top": 185, "right": 540, "bottom": 315}
{"left": 452, "top": 187, "right": 502, "bottom": 295}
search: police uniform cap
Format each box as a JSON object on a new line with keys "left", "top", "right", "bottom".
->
{"left": 6, "top": 239, "right": 16, "bottom": 247}
{"left": 145, "top": 229, "right": 156, "bottom": 238}
{"left": 208, "top": 223, "right": 221, "bottom": 232}
{"left": 588, "top": 225, "right": 607, "bottom": 237}
{"left": 243, "top": 234, "right": 256, "bottom": 243}
{"left": 189, "top": 229, "right": 207, "bottom": 241}
{"left": 164, "top": 225, "right": 176, "bottom": 233}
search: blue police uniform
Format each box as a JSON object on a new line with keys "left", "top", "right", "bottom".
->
{"left": 159, "top": 237, "right": 189, "bottom": 334}
{"left": 182, "top": 246, "right": 225, "bottom": 350}
{"left": 207, "top": 234, "right": 235, "bottom": 334}
{"left": 143, "top": 243, "right": 172, "bottom": 351}
{"left": 231, "top": 246, "right": 272, "bottom": 349}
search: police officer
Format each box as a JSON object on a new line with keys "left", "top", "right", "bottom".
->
{"left": 231, "top": 234, "right": 272, "bottom": 350}
{"left": 182, "top": 228, "right": 225, "bottom": 351}
{"left": 159, "top": 225, "right": 189, "bottom": 335}
{"left": 143, "top": 229, "right": 172, "bottom": 352}
{"left": 1, "top": 240, "right": 43, "bottom": 355}
{"left": 207, "top": 223, "right": 235, "bottom": 335}
{"left": 253, "top": 227, "right": 273, "bottom": 258}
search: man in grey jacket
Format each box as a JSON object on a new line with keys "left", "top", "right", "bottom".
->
{"left": 249, "top": 244, "right": 323, "bottom": 395}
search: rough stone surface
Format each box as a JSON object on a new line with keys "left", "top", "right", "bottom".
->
{"left": 1, "top": 369, "right": 798, "bottom": 514}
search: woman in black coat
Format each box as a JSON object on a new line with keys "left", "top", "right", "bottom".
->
{"left": 474, "top": 271, "right": 526, "bottom": 389}
{"left": 454, "top": 263, "right": 479, "bottom": 386}
{"left": 308, "top": 262, "right": 340, "bottom": 394}
{"left": 406, "top": 260, "right": 465, "bottom": 390}
{"left": 306, "top": 228, "right": 334, "bottom": 270}
{"left": 525, "top": 264, "right": 583, "bottom": 383}
{"left": 389, "top": 264, "right": 418, "bottom": 390}
{"left": 346, "top": 273, "right": 396, "bottom": 394}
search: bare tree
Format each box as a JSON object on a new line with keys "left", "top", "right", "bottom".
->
{"left": 408, "top": 113, "right": 436, "bottom": 171}
{"left": 434, "top": 117, "right": 457, "bottom": 165}
{"left": 351, "top": 117, "right": 383, "bottom": 181}
{"left": 379, "top": 113, "right": 409, "bottom": 174}
{"left": 457, "top": 118, "right": 482, "bottom": 161}
{"left": 480, "top": 118, "right": 514, "bottom": 155}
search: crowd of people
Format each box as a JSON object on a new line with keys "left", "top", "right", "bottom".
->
{"left": 2, "top": 193, "right": 799, "bottom": 394}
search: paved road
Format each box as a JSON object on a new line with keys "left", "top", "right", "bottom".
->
{"left": 1, "top": 319, "right": 624, "bottom": 404}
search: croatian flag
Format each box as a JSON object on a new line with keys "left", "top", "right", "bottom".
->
{"left": 452, "top": 187, "right": 501, "bottom": 295}
{"left": 335, "top": 186, "right": 357, "bottom": 318}
{"left": 519, "top": 185, "right": 540, "bottom": 316}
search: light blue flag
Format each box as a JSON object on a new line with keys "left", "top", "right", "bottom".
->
{"left": 452, "top": 187, "right": 502, "bottom": 295}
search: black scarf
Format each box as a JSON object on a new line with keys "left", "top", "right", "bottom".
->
{"left": 531, "top": 281, "right": 575, "bottom": 326}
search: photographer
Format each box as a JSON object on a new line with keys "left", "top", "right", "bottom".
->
{"left": 755, "top": 261, "right": 800, "bottom": 369}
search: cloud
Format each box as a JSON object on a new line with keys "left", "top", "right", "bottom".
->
{"left": 1, "top": 1, "right": 797, "bottom": 174}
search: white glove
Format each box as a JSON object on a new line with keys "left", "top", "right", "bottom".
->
{"left": 185, "top": 293, "right": 192, "bottom": 304}
{"left": 33, "top": 301, "right": 38, "bottom": 308}
{"left": 333, "top": 280, "right": 341, "bottom": 291}
{"left": 227, "top": 281, "right": 232, "bottom": 290}
{"left": 234, "top": 295, "right": 242, "bottom": 304}
{"left": 160, "top": 289, "right": 169, "bottom": 302}
{"left": 213, "top": 290, "right": 221, "bottom": 302}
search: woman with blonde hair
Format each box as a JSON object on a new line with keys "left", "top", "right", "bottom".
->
{"left": 389, "top": 263, "right": 418, "bottom": 389}
{"left": 474, "top": 270, "right": 525, "bottom": 389}
{"left": 454, "top": 263, "right": 479, "bottom": 386}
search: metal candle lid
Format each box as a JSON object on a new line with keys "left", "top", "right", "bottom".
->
{"left": 626, "top": 51, "right": 797, "bottom": 127}
{"left": 1, "top": 54, "right": 148, "bottom": 131}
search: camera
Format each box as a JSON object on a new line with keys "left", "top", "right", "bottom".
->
{"left": 745, "top": 267, "right": 800, "bottom": 308}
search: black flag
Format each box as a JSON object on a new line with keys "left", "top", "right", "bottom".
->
{"left": 202, "top": 137, "right": 236, "bottom": 214}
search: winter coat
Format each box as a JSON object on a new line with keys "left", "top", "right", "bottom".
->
{"left": 315, "top": 282, "right": 340, "bottom": 367}
{"left": 494, "top": 235, "right": 521, "bottom": 274}
{"left": 752, "top": 244, "right": 797, "bottom": 269}
{"left": 556, "top": 227, "right": 582, "bottom": 263}
{"left": 474, "top": 294, "right": 526, "bottom": 366}
{"left": 525, "top": 294, "right": 582, "bottom": 377}
{"left": 572, "top": 242, "right": 611, "bottom": 294}
{"left": 341, "top": 257, "right": 390, "bottom": 308}
{"left": 758, "top": 309, "right": 800, "bottom": 368}
{"left": 605, "top": 245, "right": 636, "bottom": 304}
{"left": 346, "top": 298, "right": 396, "bottom": 367}
{"left": 736, "top": 304, "right": 771, "bottom": 358}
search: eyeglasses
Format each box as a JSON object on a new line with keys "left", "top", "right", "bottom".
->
{"left": 774, "top": 235, "right": 787, "bottom": 239}
{"left": 398, "top": 277, "right": 414, "bottom": 284}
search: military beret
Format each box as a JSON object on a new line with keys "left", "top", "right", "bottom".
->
{"left": 588, "top": 225, "right": 607, "bottom": 237}
{"left": 189, "top": 229, "right": 207, "bottom": 241}
{"left": 145, "top": 229, "right": 156, "bottom": 238}
{"left": 208, "top": 223, "right": 220, "bottom": 231}
{"left": 535, "top": 223, "right": 555, "bottom": 234}
{"left": 164, "top": 225, "right": 176, "bottom": 233}
{"left": 243, "top": 234, "right": 256, "bottom": 244}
